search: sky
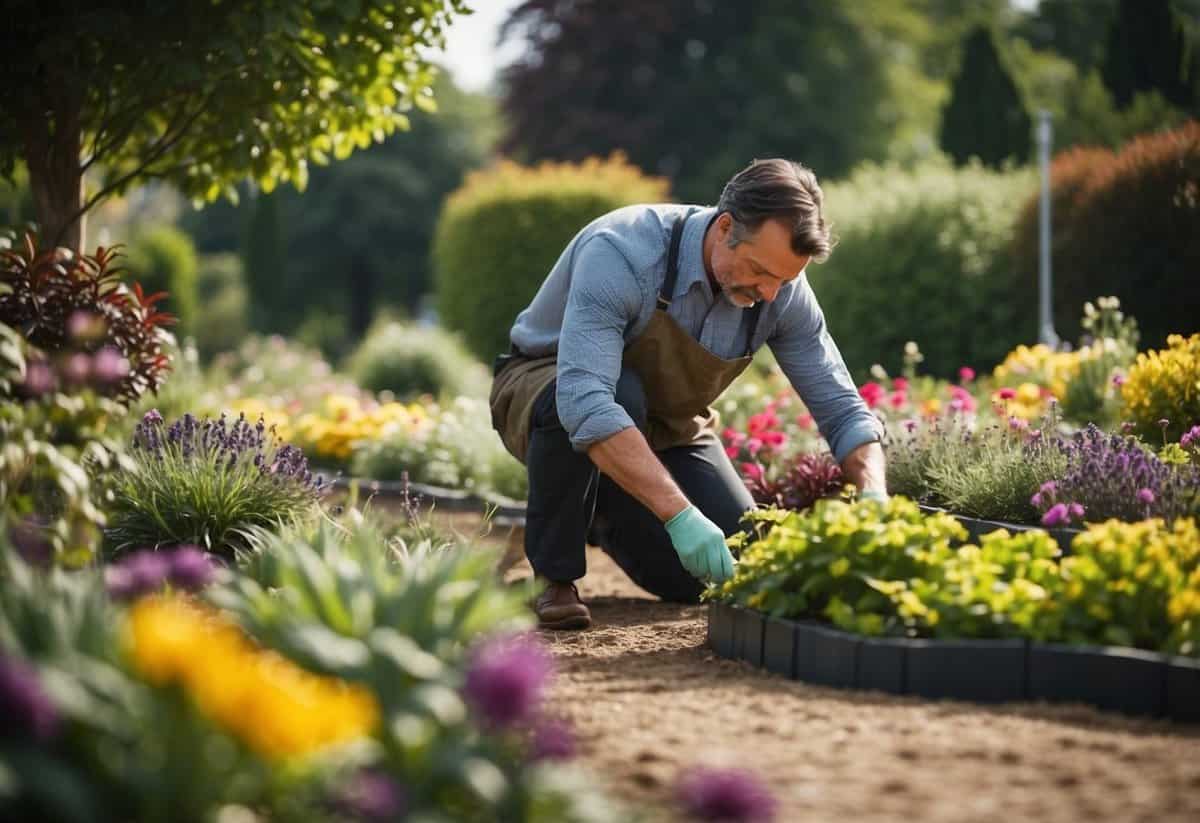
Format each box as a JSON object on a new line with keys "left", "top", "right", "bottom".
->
{"left": 432, "top": 0, "right": 527, "bottom": 93}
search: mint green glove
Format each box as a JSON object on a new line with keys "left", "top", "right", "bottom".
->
{"left": 664, "top": 505, "right": 735, "bottom": 583}
{"left": 860, "top": 489, "right": 889, "bottom": 503}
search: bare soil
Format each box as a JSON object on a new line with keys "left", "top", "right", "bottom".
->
{"left": 507, "top": 545, "right": 1200, "bottom": 823}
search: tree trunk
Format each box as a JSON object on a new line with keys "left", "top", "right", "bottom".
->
{"left": 22, "top": 85, "right": 86, "bottom": 251}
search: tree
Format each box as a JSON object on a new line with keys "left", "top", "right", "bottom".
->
{"left": 1015, "top": 0, "right": 1117, "bottom": 73}
{"left": 939, "top": 27, "right": 1032, "bottom": 168}
{"left": 497, "top": 0, "right": 917, "bottom": 202}
{"left": 1102, "top": 0, "right": 1193, "bottom": 109}
{"left": 0, "top": 1, "right": 468, "bottom": 250}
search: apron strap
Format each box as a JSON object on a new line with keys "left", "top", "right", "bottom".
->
{"left": 657, "top": 207, "right": 764, "bottom": 357}
{"left": 657, "top": 208, "right": 697, "bottom": 309}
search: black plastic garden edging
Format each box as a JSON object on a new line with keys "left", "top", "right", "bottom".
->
{"left": 706, "top": 602, "right": 1199, "bottom": 723}
{"left": 917, "top": 504, "right": 1083, "bottom": 553}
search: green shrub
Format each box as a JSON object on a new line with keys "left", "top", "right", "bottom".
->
{"left": 123, "top": 224, "right": 199, "bottom": 337}
{"left": 810, "top": 157, "right": 1036, "bottom": 379}
{"left": 1011, "top": 121, "right": 1200, "bottom": 350}
{"left": 191, "top": 253, "right": 248, "bottom": 361}
{"left": 345, "top": 318, "right": 488, "bottom": 401}
{"left": 433, "top": 154, "right": 670, "bottom": 361}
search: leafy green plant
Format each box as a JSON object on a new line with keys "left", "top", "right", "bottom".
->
{"left": 1059, "top": 296, "right": 1139, "bottom": 427}
{"left": 103, "top": 411, "right": 324, "bottom": 559}
{"left": 345, "top": 317, "right": 489, "bottom": 401}
{"left": 714, "top": 498, "right": 967, "bottom": 636}
{"left": 210, "top": 512, "right": 618, "bottom": 821}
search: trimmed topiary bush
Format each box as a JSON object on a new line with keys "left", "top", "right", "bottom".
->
{"left": 432, "top": 153, "right": 670, "bottom": 361}
{"left": 808, "top": 157, "right": 1036, "bottom": 379}
{"left": 1011, "top": 121, "right": 1200, "bottom": 349}
{"left": 344, "top": 318, "right": 488, "bottom": 401}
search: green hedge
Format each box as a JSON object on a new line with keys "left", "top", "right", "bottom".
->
{"left": 123, "top": 224, "right": 199, "bottom": 337}
{"left": 1011, "top": 121, "right": 1200, "bottom": 349}
{"left": 344, "top": 317, "right": 488, "bottom": 400}
{"left": 432, "top": 154, "right": 670, "bottom": 361}
{"left": 808, "top": 157, "right": 1036, "bottom": 380}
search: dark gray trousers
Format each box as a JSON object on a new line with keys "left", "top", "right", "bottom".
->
{"left": 523, "top": 366, "right": 755, "bottom": 603}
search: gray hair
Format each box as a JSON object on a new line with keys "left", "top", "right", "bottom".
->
{"left": 717, "top": 158, "right": 835, "bottom": 262}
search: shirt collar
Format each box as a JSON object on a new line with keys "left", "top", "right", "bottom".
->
{"left": 673, "top": 206, "right": 720, "bottom": 301}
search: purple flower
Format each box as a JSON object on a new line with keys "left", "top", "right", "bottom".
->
{"left": 1137, "top": 488, "right": 1156, "bottom": 504}
{"left": 167, "top": 546, "right": 217, "bottom": 591}
{"left": 676, "top": 767, "right": 777, "bottom": 822}
{"left": 463, "top": 633, "right": 553, "bottom": 729}
{"left": 142, "top": 409, "right": 163, "bottom": 427}
{"left": 21, "top": 361, "right": 56, "bottom": 397}
{"left": 1112, "top": 373, "right": 1126, "bottom": 387}
{"left": 530, "top": 717, "right": 577, "bottom": 762}
{"left": 0, "top": 656, "right": 59, "bottom": 743}
{"left": 1068, "top": 502, "right": 1085, "bottom": 521}
{"left": 91, "top": 347, "right": 129, "bottom": 385}
{"left": 7, "top": 517, "right": 53, "bottom": 568}
{"left": 1181, "top": 426, "right": 1200, "bottom": 450}
{"left": 1030, "top": 493, "right": 1043, "bottom": 508}
{"left": 67, "top": 310, "right": 106, "bottom": 342}
{"left": 104, "top": 565, "right": 140, "bottom": 601}
{"left": 1041, "top": 503, "right": 1070, "bottom": 528}
{"left": 336, "top": 769, "right": 406, "bottom": 821}
{"left": 1120, "top": 421, "right": 1135, "bottom": 434}
{"left": 107, "top": 550, "right": 172, "bottom": 601}
{"left": 62, "top": 352, "right": 92, "bottom": 384}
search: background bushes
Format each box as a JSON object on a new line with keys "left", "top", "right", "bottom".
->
{"left": 123, "top": 224, "right": 199, "bottom": 337}
{"left": 1011, "top": 121, "right": 1200, "bottom": 349}
{"left": 433, "top": 153, "right": 670, "bottom": 361}
{"left": 808, "top": 157, "right": 1036, "bottom": 379}
{"left": 345, "top": 317, "right": 488, "bottom": 400}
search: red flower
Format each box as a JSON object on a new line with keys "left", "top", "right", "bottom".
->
{"left": 725, "top": 445, "right": 740, "bottom": 459}
{"left": 747, "top": 411, "right": 780, "bottom": 436}
{"left": 858, "top": 382, "right": 884, "bottom": 409}
{"left": 997, "top": 387, "right": 1017, "bottom": 400}
{"left": 740, "top": 462, "right": 764, "bottom": 481}
{"left": 761, "top": 430, "right": 786, "bottom": 448}
{"left": 891, "top": 377, "right": 909, "bottom": 392}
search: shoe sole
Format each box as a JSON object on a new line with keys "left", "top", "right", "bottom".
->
{"left": 538, "top": 614, "right": 592, "bottom": 631}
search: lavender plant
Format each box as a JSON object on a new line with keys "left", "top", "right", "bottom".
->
{"left": 103, "top": 410, "right": 327, "bottom": 559}
{"left": 1034, "top": 424, "right": 1200, "bottom": 524}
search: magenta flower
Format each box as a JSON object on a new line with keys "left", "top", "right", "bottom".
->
{"left": 676, "top": 767, "right": 777, "bottom": 822}
{"left": 959, "top": 366, "right": 976, "bottom": 383}
{"left": 106, "top": 550, "right": 172, "bottom": 601}
{"left": 888, "top": 390, "right": 907, "bottom": 409}
{"left": 740, "top": 462, "right": 764, "bottom": 482}
{"left": 1041, "top": 503, "right": 1070, "bottom": 528}
{"left": 997, "top": 387, "right": 1017, "bottom": 400}
{"left": 67, "top": 310, "right": 106, "bottom": 341}
{"left": 1111, "top": 373, "right": 1126, "bottom": 387}
{"left": 1181, "top": 426, "right": 1200, "bottom": 450}
{"left": 1137, "top": 488, "right": 1155, "bottom": 504}
{"left": 0, "top": 656, "right": 59, "bottom": 743}
{"left": 463, "top": 633, "right": 552, "bottom": 729}
{"left": 745, "top": 437, "right": 763, "bottom": 456}
{"left": 725, "top": 445, "right": 740, "bottom": 459}
{"left": 530, "top": 716, "right": 577, "bottom": 761}
{"left": 336, "top": 769, "right": 405, "bottom": 821}
{"left": 892, "top": 377, "right": 910, "bottom": 392}
{"left": 62, "top": 352, "right": 92, "bottom": 384}
{"left": 858, "top": 382, "right": 884, "bottom": 409}
{"left": 1068, "top": 502, "right": 1085, "bottom": 521}
{"left": 91, "top": 347, "right": 129, "bottom": 385}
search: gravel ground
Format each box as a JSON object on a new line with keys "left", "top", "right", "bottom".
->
{"left": 508, "top": 545, "right": 1200, "bottom": 823}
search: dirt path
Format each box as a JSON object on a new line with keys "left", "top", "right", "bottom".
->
{"left": 509, "top": 546, "right": 1200, "bottom": 823}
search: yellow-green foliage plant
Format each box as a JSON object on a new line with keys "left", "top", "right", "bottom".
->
{"left": 1121, "top": 333, "right": 1200, "bottom": 443}
{"left": 432, "top": 153, "right": 670, "bottom": 361}
{"left": 1054, "top": 517, "right": 1200, "bottom": 655}
{"left": 714, "top": 497, "right": 968, "bottom": 636}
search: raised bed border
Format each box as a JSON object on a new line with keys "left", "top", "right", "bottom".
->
{"left": 706, "top": 602, "right": 1199, "bottom": 723}
{"left": 917, "top": 504, "right": 1083, "bottom": 553}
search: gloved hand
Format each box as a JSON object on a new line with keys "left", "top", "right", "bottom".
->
{"left": 664, "top": 505, "right": 735, "bottom": 583}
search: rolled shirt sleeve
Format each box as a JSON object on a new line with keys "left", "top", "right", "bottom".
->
{"left": 555, "top": 237, "right": 648, "bottom": 451}
{"left": 768, "top": 277, "right": 883, "bottom": 464}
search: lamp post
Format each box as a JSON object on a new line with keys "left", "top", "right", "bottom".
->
{"left": 1037, "top": 109, "right": 1059, "bottom": 347}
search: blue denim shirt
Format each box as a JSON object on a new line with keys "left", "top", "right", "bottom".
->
{"left": 508, "top": 204, "right": 882, "bottom": 463}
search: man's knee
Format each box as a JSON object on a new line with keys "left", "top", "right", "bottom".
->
{"left": 614, "top": 367, "right": 648, "bottom": 431}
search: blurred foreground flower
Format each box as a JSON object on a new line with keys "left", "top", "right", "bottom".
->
{"left": 0, "top": 656, "right": 59, "bottom": 743}
{"left": 676, "top": 766, "right": 777, "bottom": 822}
{"left": 463, "top": 633, "right": 553, "bottom": 729}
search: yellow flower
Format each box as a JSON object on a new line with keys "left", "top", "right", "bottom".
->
{"left": 127, "top": 596, "right": 378, "bottom": 760}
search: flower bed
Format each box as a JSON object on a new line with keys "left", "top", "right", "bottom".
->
{"left": 707, "top": 498, "right": 1200, "bottom": 720}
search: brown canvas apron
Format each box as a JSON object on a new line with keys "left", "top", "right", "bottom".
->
{"left": 490, "top": 209, "right": 763, "bottom": 462}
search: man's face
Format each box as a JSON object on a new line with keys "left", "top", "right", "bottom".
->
{"left": 710, "top": 215, "right": 810, "bottom": 308}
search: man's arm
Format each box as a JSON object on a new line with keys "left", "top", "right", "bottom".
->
{"left": 586, "top": 428, "right": 690, "bottom": 521}
{"left": 769, "top": 276, "right": 887, "bottom": 490}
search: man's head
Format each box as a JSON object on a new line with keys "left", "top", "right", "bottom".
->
{"left": 706, "top": 158, "right": 834, "bottom": 307}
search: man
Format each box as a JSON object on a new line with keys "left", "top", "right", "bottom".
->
{"left": 490, "top": 158, "right": 886, "bottom": 630}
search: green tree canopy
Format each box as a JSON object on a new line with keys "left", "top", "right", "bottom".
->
{"left": 1102, "top": 0, "right": 1194, "bottom": 110}
{"left": 939, "top": 26, "right": 1032, "bottom": 168}
{"left": 0, "top": 0, "right": 468, "bottom": 249}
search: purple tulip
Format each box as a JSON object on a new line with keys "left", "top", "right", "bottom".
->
{"left": 0, "top": 656, "right": 59, "bottom": 743}
{"left": 530, "top": 716, "right": 577, "bottom": 762}
{"left": 1041, "top": 503, "right": 1070, "bottom": 528}
{"left": 676, "top": 767, "right": 777, "bottom": 822}
{"left": 167, "top": 546, "right": 217, "bottom": 591}
{"left": 336, "top": 769, "right": 406, "bottom": 821}
{"left": 463, "top": 633, "right": 553, "bottom": 729}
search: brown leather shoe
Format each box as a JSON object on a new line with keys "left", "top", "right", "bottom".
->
{"left": 535, "top": 581, "right": 592, "bottom": 630}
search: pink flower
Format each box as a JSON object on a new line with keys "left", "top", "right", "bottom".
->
{"left": 747, "top": 412, "right": 779, "bottom": 435}
{"left": 745, "top": 438, "right": 763, "bottom": 456}
{"left": 795, "top": 414, "right": 813, "bottom": 430}
{"left": 948, "top": 386, "right": 976, "bottom": 413}
{"left": 888, "top": 390, "right": 907, "bottom": 409}
{"left": 740, "top": 462, "right": 764, "bottom": 482}
{"left": 958, "top": 366, "right": 976, "bottom": 383}
{"left": 858, "top": 382, "right": 884, "bottom": 409}
{"left": 1137, "top": 488, "right": 1155, "bottom": 505}
{"left": 725, "top": 446, "right": 740, "bottom": 459}
{"left": 997, "top": 388, "right": 1017, "bottom": 400}
{"left": 1068, "top": 503, "right": 1085, "bottom": 521}
{"left": 761, "top": 430, "right": 786, "bottom": 448}
{"left": 892, "top": 377, "right": 910, "bottom": 392}
{"left": 1112, "top": 374, "right": 1126, "bottom": 387}
{"left": 1041, "top": 503, "right": 1069, "bottom": 528}
{"left": 91, "top": 347, "right": 129, "bottom": 385}
{"left": 902, "top": 419, "right": 918, "bottom": 433}
{"left": 1008, "top": 416, "right": 1029, "bottom": 431}
{"left": 676, "top": 767, "right": 777, "bottom": 823}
